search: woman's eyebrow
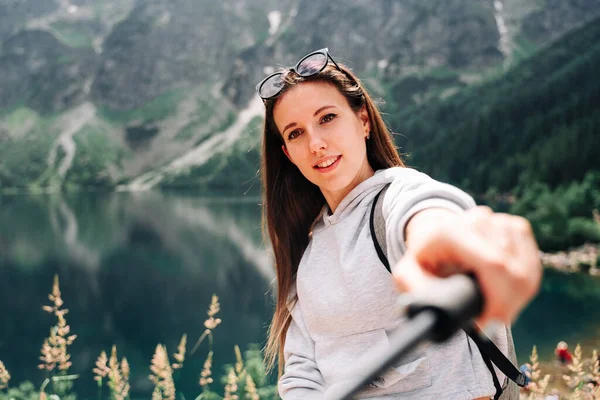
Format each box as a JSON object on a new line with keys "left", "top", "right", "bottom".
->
{"left": 282, "top": 105, "right": 338, "bottom": 136}
{"left": 313, "top": 105, "right": 336, "bottom": 116}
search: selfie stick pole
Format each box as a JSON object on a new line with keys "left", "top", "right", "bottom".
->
{"left": 333, "top": 274, "right": 484, "bottom": 400}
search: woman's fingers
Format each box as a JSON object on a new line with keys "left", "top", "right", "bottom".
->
{"left": 392, "top": 207, "right": 542, "bottom": 328}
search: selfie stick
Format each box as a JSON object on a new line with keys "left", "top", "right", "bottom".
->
{"left": 332, "top": 274, "right": 484, "bottom": 400}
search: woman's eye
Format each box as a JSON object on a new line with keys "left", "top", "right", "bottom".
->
{"left": 320, "top": 113, "right": 337, "bottom": 124}
{"left": 288, "top": 129, "right": 301, "bottom": 140}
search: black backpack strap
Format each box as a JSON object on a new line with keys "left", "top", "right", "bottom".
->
{"left": 369, "top": 184, "right": 391, "bottom": 272}
{"left": 369, "top": 186, "right": 527, "bottom": 398}
{"left": 464, "top": 325, "right": 528, "bottom": 388}
{"left": 476, "top": 339, "right": 503, "bottom": 400}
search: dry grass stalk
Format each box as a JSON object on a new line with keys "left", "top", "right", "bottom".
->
{"left": 121, "top": 357, "right": 130, "bottom": 390}
{"left": 587, "top": 349, "right": 600, "bottom": 398}
{"left": 234, "top": 345, "right": 244, "bottom": 375}
{"left": 108, "top": 345, "right": 130, "bottom": 400}
{"left": 38, "top": 275, "right": 76, "bottom": 372}
{"left": 149, "top": 344, "right": 176, "bottom": 400}
{"left": 224, "top": 367, "right": 239, "bottom": 400}
{"left": 191, "top": 295, "right": 223, "bottom": 356}
{"left": 0, "top": 360, "right": 10, "bottom": 390}
{"left": 564, "top": 344, "right": 586, "bottom": 390}
{"left": 244, "top": 374, "right": 259, "bottom": 400}
{"left": 93, "top": 346, "right": 130, "bottom": 399}
{"left": 527, "top": 346, "right": 551, "bottom": 399}
{"left": 199, "top": 351, "right": 214, "bottom": 389}
{"left": 204, "top": 295, "right": 222, "bottom": 330}
{"left": 172, "top": 334, "right": 187, "bottom": 370}
{"left": 92, "top": 351, "right": 110, "bottom": 383}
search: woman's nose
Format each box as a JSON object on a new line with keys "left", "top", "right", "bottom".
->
{"left": 308, "top": 130, "right": 327, "bottom": 153}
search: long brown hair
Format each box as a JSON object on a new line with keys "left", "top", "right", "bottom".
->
{"left": 261, "top": 62, "right": 405, "bottom": 375}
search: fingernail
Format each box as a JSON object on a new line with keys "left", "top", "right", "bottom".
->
{"left": 481, "top": 319, "right": 503, "bottom": 339}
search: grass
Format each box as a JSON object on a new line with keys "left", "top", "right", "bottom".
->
{"left": 50, "top": 22, "right": 94, "bottom": 49}
{"left": 2, "top": 107, "right": 39, "bottom": 131}
{"left": 175, "top": 121, "right": 201, "bottom": 141}
{"left": 1, "top": 276, "right": 599, "bottom": 399}
{"left": 513, "top": 34, "right": 539, "bottom": 60}
{"left": 522, "top": 344, "right": 600, "bottom": 399}
{"left": 0, "top": 275, "right": 278, "bottom": 400}
{"left": 98, "top": 89, "right": 186, "bottom": 125}
{"left": 0, "top": 114, "right": 59, "bottom": 190}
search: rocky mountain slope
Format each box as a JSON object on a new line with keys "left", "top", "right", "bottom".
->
{"left": 0, "top": 0, "right": 598, "bottom": 192}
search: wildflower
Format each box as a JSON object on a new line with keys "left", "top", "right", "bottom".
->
{"left": 93, "top": 351, "right": 110, "bottom": 383}
{"left": 108, "top": 346, "right": 127, "bottom": 400}
{"left": 234, "top": 345, "right": 244, "bottom": 375}
{"left": 588, "top": 349, "right": 600, "bottom": 397}
{"left": 527, "top": 346, "right": 550, "bottom": 397}
{"left": 199, "top": 351, "right": 214, "bottom": 389}
{"left": 224, "top": 367, "right": 239, "bottom": 400}
{"left": 149, "top": 344, "right": 175, "bottom": 400}
{"left": 0, "top": 360, "right": 10, "bottom": 390}
{"left": 38, "top": 276, "right": 76, "bottom": 373}
{"left": 172, "top": 334, "right": 187, "bottom": 370}
{"left": 204, "top": 295, "right": 222, "bottom": 330}
{"left": 93, "top": 347, "right": 130, "bottom": 400}
{"left": 121, "top": 357, "right": 131, "bottom": 387}
{"left": 245, "top": 374, "right": 259, "bottom": 400}
{"left": 563, "top": 344, "right": 585, "bottom": 389}
{"left": 117, "top": 357, "right": 131, "bottom": 400}
{"left": 191, "top": 295, "right": 223, "bottom": 356}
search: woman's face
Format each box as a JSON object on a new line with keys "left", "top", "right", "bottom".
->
{"left": 273, "top": 81, "right": 374, "bottom": 210}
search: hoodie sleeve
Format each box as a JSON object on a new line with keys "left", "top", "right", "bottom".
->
{"left": 382, "top": 168, "right": 477, "bottom": 266}
{"left": 278, "top": 300, "right": 327, "bottom": 399}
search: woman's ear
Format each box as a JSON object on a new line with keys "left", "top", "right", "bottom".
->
{"left": 282, "top": 145, "right": 295, "bottom": 165}
{"left": 359, "top": 106, "right": 371, "bottom": 138}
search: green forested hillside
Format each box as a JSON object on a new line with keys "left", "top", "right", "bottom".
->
{"left": 386, "top": 17, "right": 600, "bottom": 250}
{"left": 389, "top": 16, "right": 599, "bottom": 193}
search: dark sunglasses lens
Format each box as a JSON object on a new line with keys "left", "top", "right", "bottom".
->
{"left": 260, "top": 73, "right": 285, "bottom": 98}
{"left": 297, "top": 53, "right": 327, "bottom": 76}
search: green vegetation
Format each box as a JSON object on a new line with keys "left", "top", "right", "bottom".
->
{"left": 382, "top": 17, "right": 600, "bottom": 251}
{"left": 175, "top": 120, "right": 201, "bottom": 141}
{"left": 245, "top": 4, "right": 270, "bottom": 45}
{"left": 50, "top": 22, "right": 94, "bottom": 49}
{"left": 0, "top": 112, "right": 58, "bottom": 190}
{"left": 0, "top": 276, "right": 278, "bottom": 400}
{"left": 1, "top": 275, "right": 600, "bottom": 400}
{"left": 2, "top": 107, "right": 39, "bottom": 131}
{"left": 98, "top": 89, "right": 186, "bottom": 125}
{"left": 511, "top": 171, "right": 600, "bottom": 251}
{"left": 388, "top": 16, "right": 600, "bottom": 193}
{"left": 513, "top": 34, "right": 538, "bottom": 60}
{"left": 174, "top": 97, "right": 233, "bottom": 142}
{"left": 162, "top": 116, "right": 262, "bottom": 194}
{"left": 62, "top": 123, "right": 125, "bottom": 189}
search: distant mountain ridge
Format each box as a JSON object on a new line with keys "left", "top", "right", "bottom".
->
{"left": 388, "top": 15, "right": 600, "bottom": 194}
{"left": 0, "top": 0, "right": 599, "bottom": 191}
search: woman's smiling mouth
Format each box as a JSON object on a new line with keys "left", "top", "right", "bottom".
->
{"left": 314, "top": 155, "right": 341, "bottom": 172}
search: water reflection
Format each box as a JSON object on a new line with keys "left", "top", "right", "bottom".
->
{"left": 513, "top": 268, "right": 600, "bottom": 362}
{"left": 0, "top": 191, "right": 274, "bottom": 398}
{"left": 0, "top": 192, "right": 599, "bottom": 398}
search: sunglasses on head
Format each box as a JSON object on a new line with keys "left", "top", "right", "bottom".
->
{"left": 255, "top": 48, "right": 341, "bottom": 100}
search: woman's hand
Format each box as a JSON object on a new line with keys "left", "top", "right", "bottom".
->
{"left": 393, "top": 206, "right": 542, "bottom": 329}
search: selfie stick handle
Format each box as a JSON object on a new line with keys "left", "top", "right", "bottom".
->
{"left": 334, "top": 274, "right": 484, "bottom": 400}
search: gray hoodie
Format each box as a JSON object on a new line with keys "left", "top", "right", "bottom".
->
{"left": 279, "top": 167, "right": 508, "bottom": 400}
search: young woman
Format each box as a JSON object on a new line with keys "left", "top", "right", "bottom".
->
{"left": 257, "top": 48, "right": 541, "bottom": 399}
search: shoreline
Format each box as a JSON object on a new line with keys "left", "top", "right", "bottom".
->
{"left": 540, "top": 243, "right": 600, "bottom": 275}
